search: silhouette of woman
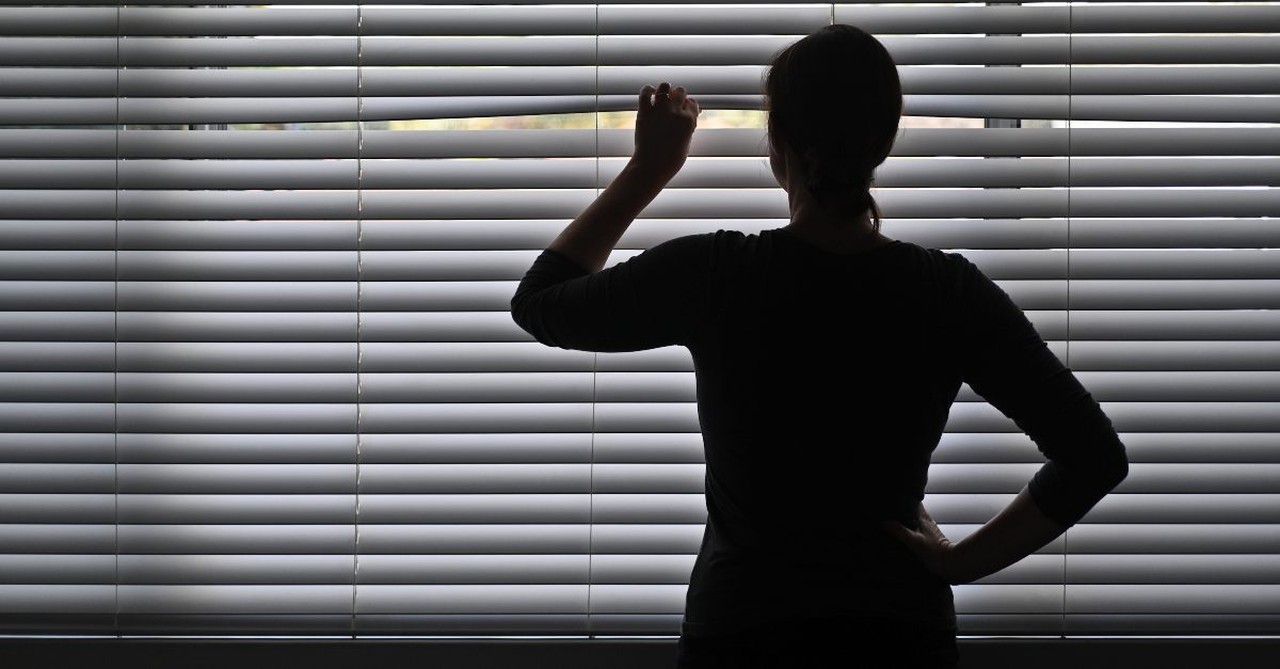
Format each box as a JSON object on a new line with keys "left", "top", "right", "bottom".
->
{"left": 511, "top": 24, "right": 1128, "bottom": 669}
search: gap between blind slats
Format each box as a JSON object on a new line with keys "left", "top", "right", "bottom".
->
{"left": 3, "top": 95, "right": 1274, "bottom": 125}
{"left": 4, "top": 128, "right": 1275, "bottom": 159}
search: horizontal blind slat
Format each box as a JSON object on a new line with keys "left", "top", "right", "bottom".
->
{"left": 7, "top": 157, "right": 1268, "bottom": 191}
{"left": 10, "top": 66, "right": 1279, "bottom": 98}
{"left": 7, "top": 6, "right": 1272, "bottom": 37}
{"left": 8, "top": 35, "right": 1274, "bottom": 67}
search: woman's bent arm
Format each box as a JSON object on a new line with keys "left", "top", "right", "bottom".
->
{"left": 948, "top": 486, "right": 1071, "bottom": 585}
{"left": 889, "top": 474, "right": 1125, "bottom": 586}
{"left": 546, "top": 159, "right": 670, "bottom": 274}
{"left": 887, "top": 487, "right": 1068, "bottom": 585}
{"left": 886, "top": 254, "right": 1129, "bottom": 583}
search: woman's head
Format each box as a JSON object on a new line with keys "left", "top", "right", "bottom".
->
{"left": 764, "top": 24, "right": 902, "bottom": 231}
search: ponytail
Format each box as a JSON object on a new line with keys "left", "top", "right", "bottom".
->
{"left": 799, "top": 146, "right": 883, "bottom": 233}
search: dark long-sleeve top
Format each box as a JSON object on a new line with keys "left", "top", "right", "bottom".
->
{"left": 511, "top": 227, "right": 1128, "bottom": 637}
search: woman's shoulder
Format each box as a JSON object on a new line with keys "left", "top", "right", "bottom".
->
{"left": 646, "top": 229, "right": 742, "bottom": 251}
{"left": 644, "top": 229, "right": 758, "bottom": 264}
{"left": 656, "top": 230, "right": 981, "bottom": 280}
{"left": 895, "top": 242, "right": 982, "bottom": 277}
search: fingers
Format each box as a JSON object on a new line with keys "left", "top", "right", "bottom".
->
{"left": 672, "top": 86, "right": 701, "bottom": 117}
{"left": 640, "top": 82, "right": 699, "bottom": 115}
{"left": 638, "top": 84, "right": 655, "bottom": 114}
{"left": 881, "top": 520, "right": 916, "bottom": 546}
{"left": 915, "top": 503, "right": 952, "bottom": 547}
{"left": 669, "top": 86, "right": 698, "bottom": 114}
{"left": 653, "top": 82, "right": 675, "bottom": 111}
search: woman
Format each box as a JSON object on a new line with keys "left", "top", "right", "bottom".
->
{"left": 511, "top": 24, "right": 1128, "bottom": 669}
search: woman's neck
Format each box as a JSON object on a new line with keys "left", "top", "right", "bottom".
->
{"left": 782, "top": 208, "right": 891, "bottom": 255}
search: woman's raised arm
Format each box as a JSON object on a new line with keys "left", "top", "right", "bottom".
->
{"left": 544, "top": 82, "right": 700, "bottom": 273}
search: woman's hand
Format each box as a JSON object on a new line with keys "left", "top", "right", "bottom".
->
{"left": 882, "top": 502, "right": 970, "bottom": 585}
{"left": 631, "top": 82, "right": 701, "bottom": 182}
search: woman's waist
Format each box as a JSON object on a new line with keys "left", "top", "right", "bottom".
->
{"left": 681, "top": 584, "right": 958, "bottom": 640}
{"left": 680, "top": 612, "right": 958, "bottom": 641}
{"left": 684, "top": 550, "right": 954, "bottom": 618}
{"left": 705, "top": 518, "right": 931, "bottom": 569}
{"left": 689, "top": 554, "right": 951, "bottom": 597}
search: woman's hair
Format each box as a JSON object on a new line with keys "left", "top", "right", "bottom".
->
{"left": 764, "top": 24, "right": 903, "bottom": 232}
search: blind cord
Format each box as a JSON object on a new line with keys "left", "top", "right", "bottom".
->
{"left": 353, "top": 1, "right": 365, "bottom": 639}
{"left": 586, "top": 1, "right": 601, "bottom": 640}
{"left": 1062, "top": 0, "right": 1074, "bottom": 640}
{"left": 113, "top": 1, "right": 122, "bottom": 639}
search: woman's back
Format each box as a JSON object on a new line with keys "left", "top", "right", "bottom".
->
{"left": 512, "top": 224, "right": 1125, "bottom": 638}
{"left": 679, "top": 227, "right": 966, "bottom": 636}
{"left": 513, "top": 223, "right": 1127, "bottom": 642}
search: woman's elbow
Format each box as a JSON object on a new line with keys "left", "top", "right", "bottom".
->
{"left": 1098, "top": 444, "right": 1130, "bottom": 494}
{"left": 510, "top": 292, "right": 529, "bottom": 329}
{"left": 1110, "top": 453, "right": 1130, "bottom": 489}
{"left": 510, "top": 292, "right": 565, "bottom": 349}
{"left": 510, "top": 292, "right": 541, "bottom": 341}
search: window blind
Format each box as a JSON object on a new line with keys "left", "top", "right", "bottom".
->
{"left": 0, "top": 1, "right": 1277, "bottom": 638}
